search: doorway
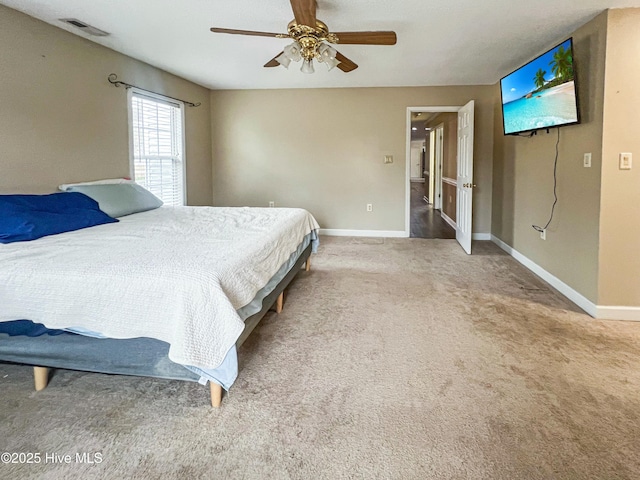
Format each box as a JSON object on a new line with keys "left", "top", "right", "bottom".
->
{"left": 408, "top": 114, "right": 454, "bottom": 239}
{"left": 405, "top": 104, "right": 475, "bottom": 252}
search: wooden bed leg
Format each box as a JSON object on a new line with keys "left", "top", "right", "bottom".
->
{"left": 210, "top": 382, "right": 222, "bottom": 408}
{"left": 33, "top": 367, "right": 49, "bottom": 391}
{"left": 305, "top": 256, "right": 311, "bottom": 272}
{"left": 276, "top": 292, "right": 284, "bottom": 313}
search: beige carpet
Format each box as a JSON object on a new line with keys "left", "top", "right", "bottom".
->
{"left": 1, "top": 237, "right": 640, "bottom": 479}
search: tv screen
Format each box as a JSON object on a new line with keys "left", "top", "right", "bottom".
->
{"left": 500, "top": 38, "right": 579, "bottom": 135}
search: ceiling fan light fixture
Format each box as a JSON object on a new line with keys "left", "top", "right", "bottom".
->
{"left": 211, "top": 2, "right": 397, "bottom": 76}
{"left": 283, "top": 42, "right": 302, "bottom": 62}
{"left": 275, "top": 52, "right": 292, "bottom": 68}
{"left": 325, "top": 56, "right": 340, "bottom": 71}
{"left": 318, "top": 43, "right": 337, "bottom": 62}
{"left": 300, "top": 59, "right": 315, "bottom": 74}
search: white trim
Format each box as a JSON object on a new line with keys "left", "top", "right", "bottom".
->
{"left": 442, "top": 176, "right": 456, "bottom": 186}
{"left": 319, "top": 229, "right": 407, "bottom": 238}
{"left": 441, "top": 211, "right": 456, "bottom": 229}
{"left": 433, "top": 123, "right": 445, "bottom": 210}
{"left": 491, "top": 235, "right": 597, "bottom": 317}
{"left": 491, "top": 235, "right": 640, "bottom": 320}
{"left": 595, "top": 306, "right": 640, "bottom": 322}
{"left": 410, "top": 177, "right": 425, "bottom": 183}
{"left": 127, "top": 88, "right": 135, "bottom": 181}
{"left": 405, "top": 106, "right": 463, "bottom": 238}
{"left": 318, "top": 228, "right": 493, "bottom": 242}
{"left": 472, "top": 233, "right": 492, "bottom": 240}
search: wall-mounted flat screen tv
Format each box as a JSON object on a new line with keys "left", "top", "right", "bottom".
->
{"left": 500, "top": 38, "right": 579, "bottom": 135}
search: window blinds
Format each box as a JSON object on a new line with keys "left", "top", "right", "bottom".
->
{"left": 131, "top": 93, "right": 185, "bottom": 206}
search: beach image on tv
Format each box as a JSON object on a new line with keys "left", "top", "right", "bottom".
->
{"left": 501, "top": 39, "right": 578, "bottom": 134}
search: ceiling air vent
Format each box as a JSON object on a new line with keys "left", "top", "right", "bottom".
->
{"left": 60, "top": 18, "right": 110, "bottom": 37}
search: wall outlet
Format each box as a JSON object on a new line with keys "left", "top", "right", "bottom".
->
{"left": 268, "top": 201, "right": 275, "bottom": 207}
{"left": 540, "top": 229, "right": 546, "bottom": 240}
{"left": 583, "top": 153, "right": 591, "bottom": 168}
{"left": 384, "top": 155, "right": 393, "bottom": 164}
{"left": 366, "top": 203, "right": 373, "bottom": 212}
{"left": 619, "top": 152, "right": 632, "bottom": 170}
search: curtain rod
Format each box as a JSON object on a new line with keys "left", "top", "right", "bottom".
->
{"left": 107, "top": 73, "right": 201, "bottom": 107}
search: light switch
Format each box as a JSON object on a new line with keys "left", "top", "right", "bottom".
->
{"left": 619, "top": 153, "right": 632, "bottom": 170}
{"left": 583, "top": 153, "right": 591, "bottom": 168}
{"left": 384, "top": 155, "right": 393, "bottom": 164}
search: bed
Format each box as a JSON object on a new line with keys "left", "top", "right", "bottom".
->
{"left": 0, "top": 203, "right": 319, "bottom": 407}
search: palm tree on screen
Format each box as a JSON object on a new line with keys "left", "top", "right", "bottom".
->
{"left": 550, "top": 46, "right": 573, "bottom": 82}
{"left": 533, "top": 69, "right": 547, "bottom": 89}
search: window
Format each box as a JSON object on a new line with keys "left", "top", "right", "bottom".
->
{"left": 129, "top": 91, "right": 185, "bottom": 206}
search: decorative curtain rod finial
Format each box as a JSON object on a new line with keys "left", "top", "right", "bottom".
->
{"left": 106, "top": 73, "right": 201, "bottom": 107}
{"left": 107, "top": 73, "right": 127, "bottom": 88}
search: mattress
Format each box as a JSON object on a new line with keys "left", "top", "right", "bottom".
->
{"left": 0, "top": 206, "right": 320, "bottom": 386}
{"left": 0, "top": 239, "right": 313, "bottom": 389}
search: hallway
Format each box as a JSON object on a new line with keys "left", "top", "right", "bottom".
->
{"left": 410, "top": 182, "right": 456, "bottom": 239}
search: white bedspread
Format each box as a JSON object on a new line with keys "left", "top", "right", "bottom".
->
{"left": 0, "top": 207, "right": 319, "bottom": 370}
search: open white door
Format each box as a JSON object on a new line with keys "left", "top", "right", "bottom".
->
{"left": 456, "top": 100, "right": 475, "bottom": 254}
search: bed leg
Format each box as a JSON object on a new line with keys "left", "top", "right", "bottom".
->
{"left": 210, "top": 382, "right": 222, "bottom": 408}
{"left": 305, "top": 256, "right": 311, "bottom": 272}
{"left": 276, "top": 292, "right": 284, "bottom": 313}
{"left": 33, "top": 367, "right": 49, "bottom": 391}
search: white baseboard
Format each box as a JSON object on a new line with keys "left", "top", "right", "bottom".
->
{"left": 491, "top": 235, "right": 597, "bottom": 317}
{"left": 410, "top": 178, "right": 425, "bottom": 183}
{"left": 319, "top": 229, "right": 407, "bottom": 238}
{"left": 472, "top": 233, "right": 492, "bottom": 240}
{"left": 441, "top": 212, "right": 456, "bottom": 229}
{"left": 491, "top": 235, "right": 640, "bottom": 321}
{"left": 595, "top": 306, "right": 640, "bottom": 321}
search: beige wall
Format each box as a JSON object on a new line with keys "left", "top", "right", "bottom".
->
{"left": 0, "top": 5, "right": 213, "bottom": 205}
{"left": 211, "top": 86, "right": 494, "bottom": 232}
{"left": 598, "top": 9, "right": 640, "bottom": 306}
{"left": 491, "top": 12, "right": 608, "bottom": 303}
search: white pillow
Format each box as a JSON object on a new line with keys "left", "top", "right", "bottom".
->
{"left": 58, "top": 178, "right": 133, "bottom": 191}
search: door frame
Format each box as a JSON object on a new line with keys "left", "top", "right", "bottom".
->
{"left": 433, "top": 123, "right": 445, "bottom": 210}
{"left": 428, "top": 129, "right": 436, "bottom": 203}
{"left": 404, "top": 106, "right": 462, "bottom": 236}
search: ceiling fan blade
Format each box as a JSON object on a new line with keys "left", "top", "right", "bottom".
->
{"left": 210, "top": 27, "right": 282, "bottom": 38}
{"left": 332, "top": 31, "right": 397, "bottom": 45}
{"left": 289, "top": 0, "right": 316, "bottom": 27}
{"left": 264, "top": 52, "right": 284, "bottom": 67}
{"left": 335, "top": 52, "right": 358, "bottom": 73}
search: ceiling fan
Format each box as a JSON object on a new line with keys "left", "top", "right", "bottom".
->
{"left": 210, "top": 0, "right": 397, "bottom": 73}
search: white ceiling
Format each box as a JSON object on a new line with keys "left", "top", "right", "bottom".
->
{"left": 3, "top": 0, "right": 640, "bottom": 90}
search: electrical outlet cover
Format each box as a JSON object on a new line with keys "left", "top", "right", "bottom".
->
{"left": 619, "top": 153, "right": 632, "bottom": 170}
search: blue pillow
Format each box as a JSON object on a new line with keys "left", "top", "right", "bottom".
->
{"left": 0, "top": 192, "right": 118, "bottom": 244}
{"left": 66, "top": 183, "right": 164, "bottom": 217}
